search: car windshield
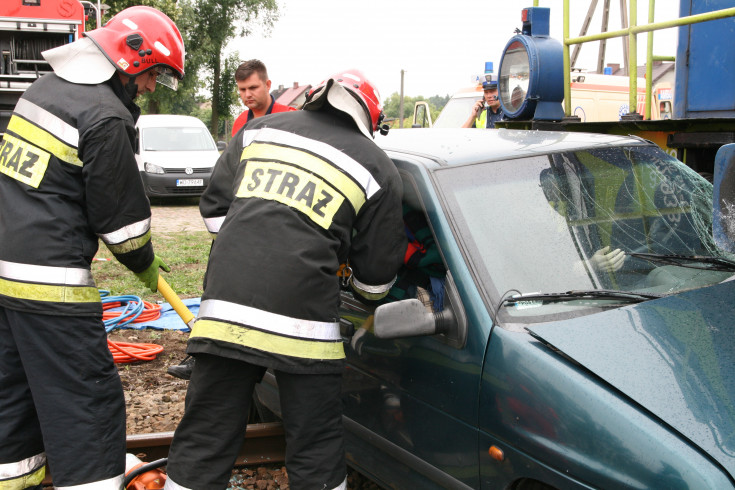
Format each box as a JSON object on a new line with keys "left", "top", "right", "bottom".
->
{"left": 434, "top": 145, "right": 735, "bottom": 320}
{"left": 142, "top": 126, "right": 216, "bottom": 151}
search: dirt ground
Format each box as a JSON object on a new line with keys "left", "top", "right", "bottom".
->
{"left": 117, "top": 201, "right": 200, "bottom": 436}
{"left": 116, "top": 201, "right": 380, "bottom": 489}
{"left": 149, "top": 198, "right": 206, "bottom": 233}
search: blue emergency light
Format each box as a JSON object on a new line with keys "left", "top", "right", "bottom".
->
{"left": 498, "top": 7, "right": 565, "bottom": 121}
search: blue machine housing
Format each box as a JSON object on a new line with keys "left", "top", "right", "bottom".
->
{"left": 675, "top": 0, "right": 735, "bottom": 118}
{"left": 498, "top": 8, "right": 565, "bottom": 121}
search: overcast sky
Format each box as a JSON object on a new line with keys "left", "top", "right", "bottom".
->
{"left": 228, "top": 0, "right": 681, "bottom": 101}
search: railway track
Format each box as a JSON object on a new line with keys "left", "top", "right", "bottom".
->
{"left": 42, "top": 422, "right": 286, "bottom": 487}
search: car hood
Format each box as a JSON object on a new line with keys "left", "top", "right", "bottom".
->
{"left": 528, "top": 279, "right": 735, "bottom": 478}
{"left": 142, "top": 150, "right": 219, "bottom": 168}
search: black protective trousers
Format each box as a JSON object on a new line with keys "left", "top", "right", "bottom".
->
{"left": 166, "top": 354, "right": 346, "bottom": 490}
{"left": 0, "top": 306, "right": 126, "bottom": 488}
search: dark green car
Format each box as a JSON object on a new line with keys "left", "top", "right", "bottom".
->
{"left": 256, "top": 128, "right": 735, "bottom": 489}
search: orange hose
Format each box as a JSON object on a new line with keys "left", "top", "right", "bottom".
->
{"left": 104, "top": 299, "right": 164, "bottom": 363}
{"left": 108, "top": 339, "right": 164, "bottom": 364}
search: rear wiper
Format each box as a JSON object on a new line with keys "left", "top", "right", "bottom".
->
{"left": 502, "top": 289, "right": 663, "bottom": 307}
{"left": 628, "top": 253, "right": 735, "bottom": 272}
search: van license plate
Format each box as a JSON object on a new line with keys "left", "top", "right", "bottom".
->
{"left": 176, "top": 179, "right": 203, "bottom": 187}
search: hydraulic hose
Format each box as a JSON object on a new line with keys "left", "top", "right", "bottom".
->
{"left": 108, "top": 339, "right": 164, "bottom": 363}
{"left": 100, "top": 290, "right": 165, "bottom": 363}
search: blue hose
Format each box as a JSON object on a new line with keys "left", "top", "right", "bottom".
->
{"left": 99, "top": 290, "right": 146, "bottom": 333}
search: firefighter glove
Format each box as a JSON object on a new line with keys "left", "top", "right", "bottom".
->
{"left": 134, "top": 255, "right": 171, "bottom": 292}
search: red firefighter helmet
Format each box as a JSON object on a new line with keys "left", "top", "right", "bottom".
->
{"left": 85, "top": 6, "right": 185, "bottom": 90}
{"left": 306, "top": 69, "right": 386, "bottom": 137}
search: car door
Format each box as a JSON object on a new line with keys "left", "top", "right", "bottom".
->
{"left": 339, "top": 159, "right": 486, "bottom": 489}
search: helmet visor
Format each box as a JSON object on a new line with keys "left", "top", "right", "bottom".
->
{"left": 156, "top": 66, "right": 180, "bottom": 91}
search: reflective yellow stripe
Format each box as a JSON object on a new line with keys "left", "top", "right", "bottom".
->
{"left": 0, "top": 467, "right": 45, "bottom": 490}
{"left": 350, "top": 287, "right": 389, "bottom": 301}
{"left": 236, "top": 160, "right": 345, "bottom": 230}
{"left": 476, "top": 110, "right": 487, "bottom": 128}
{"left": 202, "top": 215, "right": 226, "bottom": 234}
{"left": 350, "top": 275, "right": 395, "bottom": 301}
{"left": 7, "top": 116, "right": 82, "bottom": 167}
{"left": 191, "top": 319, "right": 345, "bottom": 360}
{"left": 241, "top": 143, "right": 366, "bottom": 213}
{"left": 0, "top": 277, "right": 100, "bottom": 303}
{"left": 200, "top": 298, "right": 341, "bottom": 341}
{"left": 104, "top": 230, "right": 151, "bottom": 255}
{"left": 0, "top": 454, "right": 45, "bottom": 490}
{"left": 98, "top": 218, "right": 151, "bottom": 247}
{"left": 0, "top": 259, "right": 94, "bottom": 287}
{"left": 0, "top": 134, "right": 51, "bottom": 188}
{"left": 14, "top": 98, "right": 79, "bottom": 146}
{"left": 242, "top": 128, "right": 381, "bottom": 198}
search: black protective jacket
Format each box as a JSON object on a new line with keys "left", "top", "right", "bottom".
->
{"left": 0, "top": 73, "right": 154, "bottom": 316}
{"left": 195, "top": 110, "right": 406, "bottom": 373}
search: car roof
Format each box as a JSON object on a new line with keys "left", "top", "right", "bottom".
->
{"left": 376, "top": 128, "right": 650, "bottom": 168}
{"left": 136, "top": 114, "right": 206, "bottom": 128}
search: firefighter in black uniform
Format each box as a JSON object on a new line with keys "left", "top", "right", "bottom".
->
{"left": 164, "top": 70, "right": 406, "bottom": 490}
{"left": 0, "top": 6, "right": 184, "bottom": 489}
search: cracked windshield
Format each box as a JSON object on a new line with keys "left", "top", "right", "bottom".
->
{"left": 437, "top": 145, "right": 735, "bottom": 316}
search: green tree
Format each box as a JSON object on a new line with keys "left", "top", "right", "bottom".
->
{"left": 189, "top": 0, "right": 279, "bottom": 138}
{"left": 87, "top": 0, "right": 278, "bottom": 138}
{"left": 382, "top": 92, "right": 449, "bottom": 127}
{"left": 383, "top": 92, "right": 423, "bottom": 121}
{"left": 214, "top": 51, "right": 242, "bottom": 138}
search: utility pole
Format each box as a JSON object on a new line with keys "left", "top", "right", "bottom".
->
{"left": 399, "top": 69, "right": 405, "bottom": 128}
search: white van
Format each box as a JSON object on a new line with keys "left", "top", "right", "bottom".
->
{"left": 414, "top": 74, "right": 674, "bottom": 128}
{"left": 135, "top": 114, "right": 222, "bottom": 198}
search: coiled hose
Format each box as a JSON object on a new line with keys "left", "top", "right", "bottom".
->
{"left": 100, "top": 290, "right": 164, "bottom": 363}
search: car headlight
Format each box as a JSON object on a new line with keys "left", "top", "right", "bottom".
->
{"left": 145, "top": 162, "right": 165, "bottom": 174}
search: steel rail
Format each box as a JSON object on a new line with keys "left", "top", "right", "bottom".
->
{"left": 42, "top": 422, "right": 286, "bottom": 486}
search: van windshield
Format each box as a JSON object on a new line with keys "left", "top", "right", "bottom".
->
{"left": 142, "top": 127, "right": 216, "bottom": 151}
{"left": 434, "top": 97, "right": 479, "bottom": 128}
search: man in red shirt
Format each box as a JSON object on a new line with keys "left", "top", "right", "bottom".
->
{"left": 230, "top": 59, "right": 295, "bottom": 136}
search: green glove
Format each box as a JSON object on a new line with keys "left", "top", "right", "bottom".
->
{"left": 134, "top": 255, "right": 171, "bottom": 292}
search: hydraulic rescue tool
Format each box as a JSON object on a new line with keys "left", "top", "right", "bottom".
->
{"left": 157, "top": 275, "right": 196, "bottom": 328}
{"left": 125, "top": 454, "right": 167, "bottom": 490}
{"left": 122, "top": 276, "right": 195, "bottom": 488}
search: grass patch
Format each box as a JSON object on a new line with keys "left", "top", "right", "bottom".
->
{"left": 92, "top": 231, "right": 210, "bottom": 303}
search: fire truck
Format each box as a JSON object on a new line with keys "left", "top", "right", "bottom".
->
{"left": 0, "top": 0, "right": 87, "bottom": 135}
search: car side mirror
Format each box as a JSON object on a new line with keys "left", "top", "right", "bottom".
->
{"left": 217, "top": 140, "right": 227, "bottom": 151}
{"left": 373, "top": 298, "right": 457, "bottom": 339}
{"left": 713, "top": 143, "right": 735, "bottom": 252}
{"left": 372, "top": 271, "right": 466, "bottom": 348}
